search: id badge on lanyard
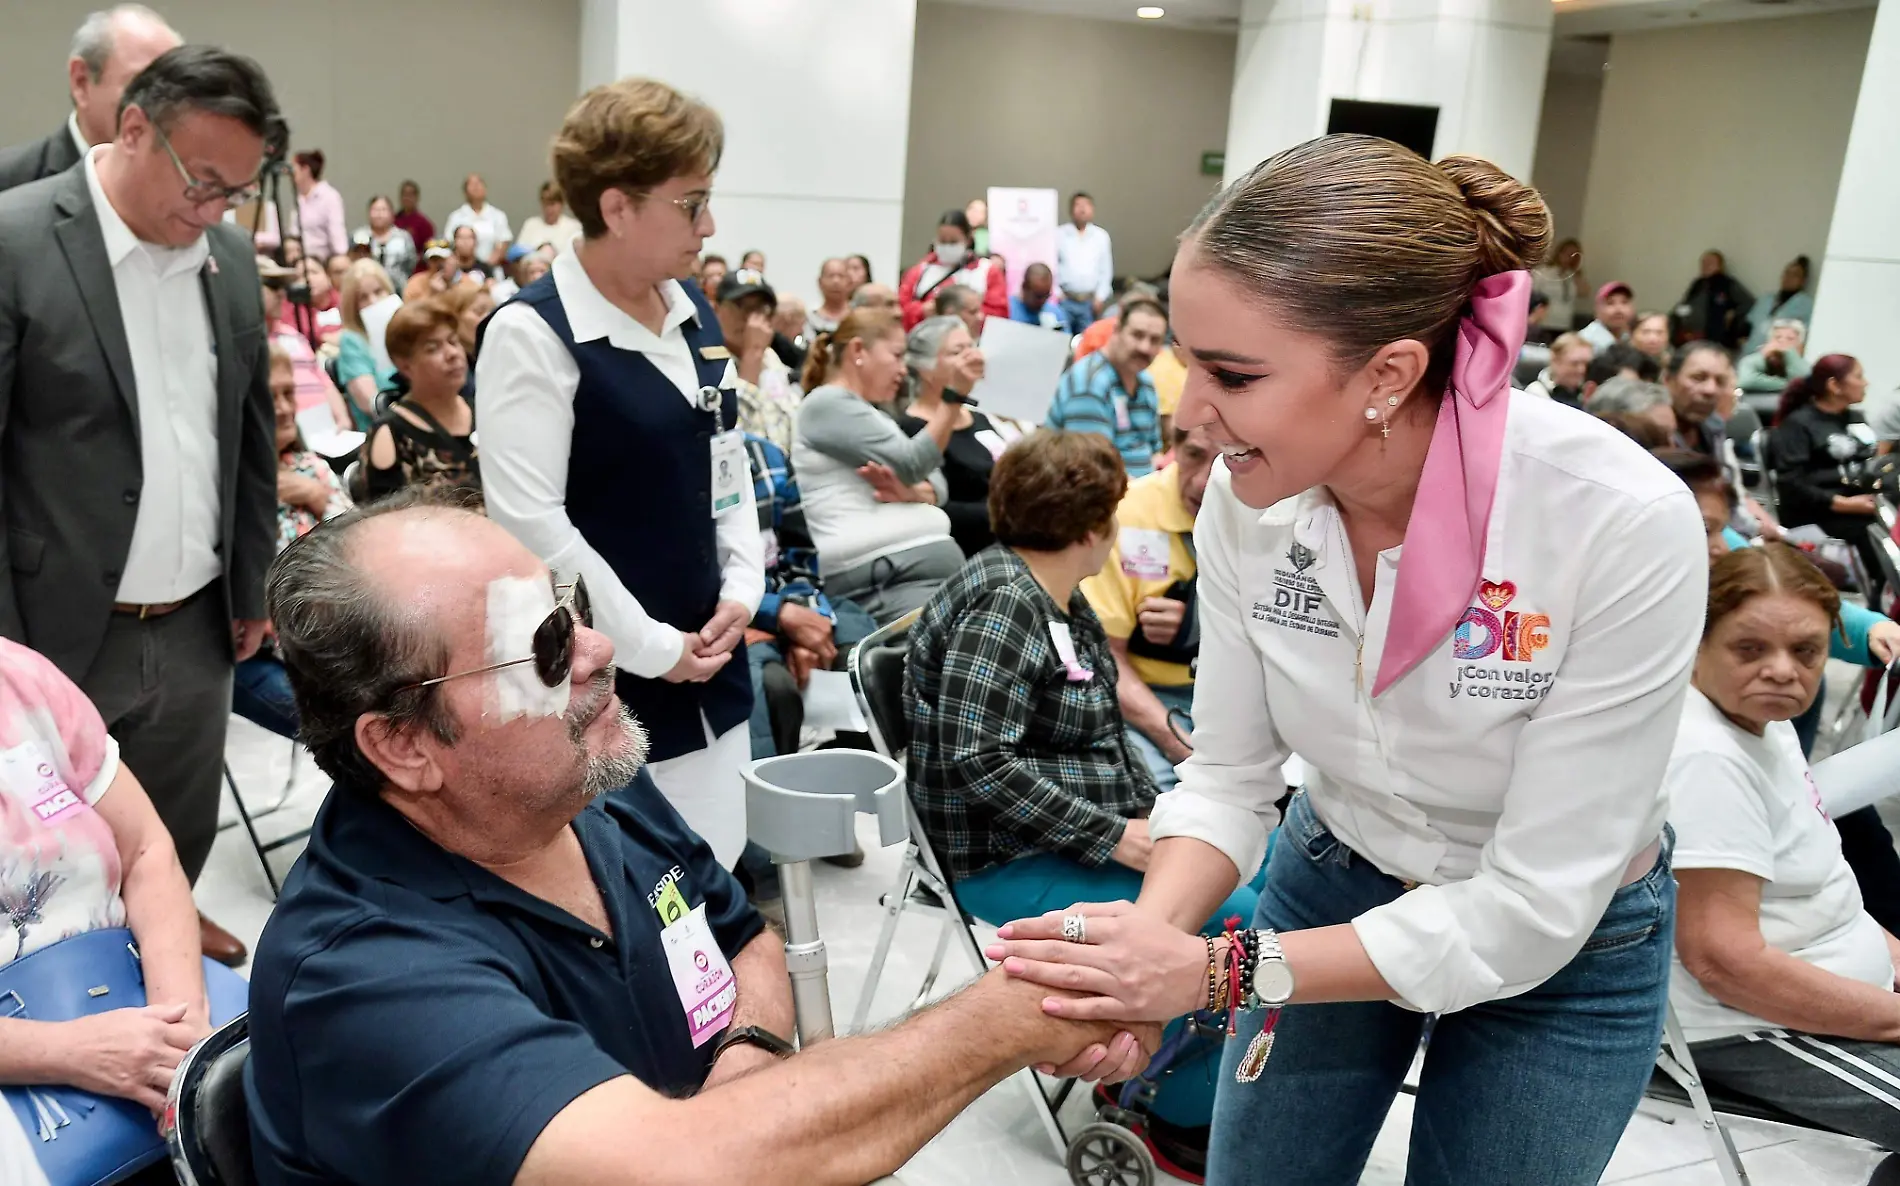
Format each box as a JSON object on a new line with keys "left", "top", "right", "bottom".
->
{"left": 660, "top": 903, "right": 737, "bottom": 1047}
{"left": 696, "top": 377, "right": 745, "bottom": 519}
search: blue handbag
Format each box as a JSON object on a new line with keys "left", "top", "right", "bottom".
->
{"left": 0, "top": 926, "right": 249, "bottom": 1186}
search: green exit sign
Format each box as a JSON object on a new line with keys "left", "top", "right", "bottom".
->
{"left": 1200, "top": 151, "right": 1225, "bottom": 176}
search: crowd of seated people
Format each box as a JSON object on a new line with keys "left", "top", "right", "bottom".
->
{"left": 13, "top": 16, "right": 1900, "bottom": 1185}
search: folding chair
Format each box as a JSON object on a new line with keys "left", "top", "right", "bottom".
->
{"left": 845, "top": 610, "right": 1073, "bottom": 1161}
{"left": 166, "top": 1013, "right": 257, "bottom": 1186}
{"left": 221, "top": 736, "right": 311, "bottom": 899}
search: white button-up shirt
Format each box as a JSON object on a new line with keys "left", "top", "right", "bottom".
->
{"left": 1055, "top": 222, "right": 1114, "bottom": 303}
{"left": 84, "top": 147, "right": 222, "bottom": 604}
{"left": 443, "top": 202, "right": 513, "bottom": 262}
{"left": 1151, "top": 393, "right": 1707, "bottom": 1015}
{"left": 476, "top": 249, "right": 761, "bottom": 680}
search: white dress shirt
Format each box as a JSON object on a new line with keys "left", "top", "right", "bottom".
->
{"left": 68, "top": 112, "right": 88, "bottom": 156}
{"left": 444, "top": 202, "right": 512, "bottom": 262}
{"left": 1150, "top": 393, "right": 1707, "bottom": 1016}
{"left": 476, "top": 249, "right": 762, "bottom": 681}
{"left": 1056, "top": 222, "right": 1114, "bottom": 302}
{"left": 84, "top": 147, "right": 223, "bottom": 604}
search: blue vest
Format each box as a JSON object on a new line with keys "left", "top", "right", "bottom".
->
{"left": 507, "top": 275, "right": 752, "bottom": 763}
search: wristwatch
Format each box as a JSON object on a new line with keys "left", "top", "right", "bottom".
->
{"left": 710, "top": 1024, "right": 795, "bottom": 1062}
{"left": 1251, "top": 929, "right": 1295, "bottom": 1007}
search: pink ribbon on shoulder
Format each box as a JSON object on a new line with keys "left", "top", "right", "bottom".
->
{"left": 1371, "top": 270, "right": 1531, "bottom": 697}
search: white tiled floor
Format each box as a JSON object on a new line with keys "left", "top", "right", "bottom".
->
{"left": 204, "top": 717, "right": 1887, "bottom": 1186}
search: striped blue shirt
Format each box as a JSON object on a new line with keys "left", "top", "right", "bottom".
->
{"left": 1045, "top": 354, "right": 1161, "bottom": 476}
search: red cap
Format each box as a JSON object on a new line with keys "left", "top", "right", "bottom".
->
{"left": 1596, "top": 280, "right": 1632, "bottom": 302}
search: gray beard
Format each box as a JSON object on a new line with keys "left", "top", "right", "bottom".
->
{"left": 580, "top": 706, "right": 649, "bottom": 801}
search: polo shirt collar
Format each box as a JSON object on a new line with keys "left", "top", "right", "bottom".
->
{"left": 317, "top": 786, "right": 616, "bottom": 938}
{"left": 83, "top": 144, "right": 210, "bottom": 274}
{"left": 552, "top": 248, "right": 699, "bottom": 350}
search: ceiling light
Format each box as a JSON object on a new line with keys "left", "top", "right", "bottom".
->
{"left": 1137, "top": 6, "right": 1166, "bottom": 17}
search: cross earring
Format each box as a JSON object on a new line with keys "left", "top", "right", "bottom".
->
{"left": 1383, "top": 394, "right": 1398, "bottom": 440}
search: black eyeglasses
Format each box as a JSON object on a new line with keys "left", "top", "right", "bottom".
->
{"left": 398, "top": 576, "right": 593, "bottom": 694}
{"left": 151, "top": 119, "right": 263, "bottom": 208}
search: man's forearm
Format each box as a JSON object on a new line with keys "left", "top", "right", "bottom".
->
{"left": 1108, "top": 640, "right": 1185, "bottom": 756}
{"left": 728, "top": 932, "right": 794, "bottom": 1038}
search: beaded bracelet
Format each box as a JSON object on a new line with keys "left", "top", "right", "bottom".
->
{"left": 1203, "top": 935, "right": 1223, "bottom": 1013}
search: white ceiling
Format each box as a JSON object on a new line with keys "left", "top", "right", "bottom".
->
{"left": 929, "top": 0, "right": 1877, "bottom": 36}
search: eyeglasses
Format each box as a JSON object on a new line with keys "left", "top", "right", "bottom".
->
{"left": 151, "top": 120, "right": 262, "bottom": 208}
{"left": 671, "top": 192, "right": 713, "bottom": 223}
{"left": 397, "top": 576, "right": 593, "bottom": 695}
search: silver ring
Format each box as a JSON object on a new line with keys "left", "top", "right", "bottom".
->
{"left": 1061, "top": 913, "right": 1088, "bottom": 944}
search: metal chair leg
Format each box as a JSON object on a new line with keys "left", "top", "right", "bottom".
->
{"left": 852, "top": 845, "right": 920, "bottom": 1034}
{"left": 907, "top": 911, "right": 957, "bottom": 1012}
{"left": 222, "top": 762, "right": 282, "bottom": 898}
{"left": 1658, "top": 1008, "right": 1750, "bottom": 1186}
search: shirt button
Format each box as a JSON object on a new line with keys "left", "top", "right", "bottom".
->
{"left": 123, "top": 489, "right": 139, "bottom": 505}
{"left": 588, "top": 936, "right": 604, "bottom": 949}
{"left": 102, "top": 570, "right": 120, "bottom": 585}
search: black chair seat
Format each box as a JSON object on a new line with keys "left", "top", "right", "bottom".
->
{"left": 169, "top": 1014, "right": 258, "bottom": 1186}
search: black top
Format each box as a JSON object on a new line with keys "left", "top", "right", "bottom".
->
{"left": 245, "top": 769, "right": 765, "bottom": 1186}
{"left": 1768, "top": 402, "right": 1872, "bottom": 528}
{"left": 365, "top": 398, "right": 480, "bottom": 498}
{"left": 896, "top": 408, "right": 1004, "bottom": 556}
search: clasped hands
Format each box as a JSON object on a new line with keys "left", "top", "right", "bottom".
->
{"left": 663, "top": 599, "right": 753, "bottom": 683}
{"left": 988, "top": 900, "right": 1211, "bottom": 1083}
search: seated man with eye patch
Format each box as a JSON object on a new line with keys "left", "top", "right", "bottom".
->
{"left": 245, "top": 487, "right": 1158, "bottom": 1186}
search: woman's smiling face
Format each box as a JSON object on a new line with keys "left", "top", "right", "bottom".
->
{"left": 1167, "top": 241, "right": 1429, "bottom": 510}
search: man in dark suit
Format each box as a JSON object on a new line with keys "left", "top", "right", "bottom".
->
{"left": 0, "top": 5, "right": 180, "bottom": 193}
{"left": 0, "top": 45, "right": 285, "bottom": 964}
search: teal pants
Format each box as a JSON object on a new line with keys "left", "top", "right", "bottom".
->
{"left": 955, "top": 839, "right": 1273, "bottom": 1126}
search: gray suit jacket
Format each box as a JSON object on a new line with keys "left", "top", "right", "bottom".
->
{"left": 0, "top": 124, "right": 84, "bottom": 194}
{"left": 0, "top": 165, "right": 276, "bottom": 681}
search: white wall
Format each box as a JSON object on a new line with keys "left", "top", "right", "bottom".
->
{"left": 1529, "top": 54, "right": 1604, "bottom": 246}
{"left": 0, "top": 0, "right": 582, "bottom": 242}
{"left": 904, "top": 1, "right": 1236, "bottom": 281}
{"left": 1579, "top": 9, "right": 1873, "bottom": 318}
{"left": 1809, "top": 0, "right": 1900, "bottom": 406}
{"left": 598, "top": 0, "right": 917, "bottom": 310}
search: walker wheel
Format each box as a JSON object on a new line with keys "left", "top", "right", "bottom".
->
{"left": 1066, "top": 1121, "right": 1155, "bottom": 1186}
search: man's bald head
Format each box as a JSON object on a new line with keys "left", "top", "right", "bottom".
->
{"left": 851, "top": 282, "right": 896, "bottom": 311}
{"left": 69, "top": 5, "right": 182, "bottom": 147}
{"left": 1021, "top": 262, "right": 1053, "bottom": 307}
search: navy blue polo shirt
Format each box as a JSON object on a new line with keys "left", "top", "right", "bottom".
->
{"left": 244, "top": 770, "right": 765, "bottom": 1186}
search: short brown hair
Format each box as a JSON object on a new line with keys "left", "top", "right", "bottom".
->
{"left": 988, "top": 431, "right": 1127, "bottom": 551}
{"left": 383, "top": 298, "right": 459, "bottom": 364}
{"left": 539, "top": 179, "right": 563, "bottom": 204}
{"left": 552, "top": 78, "right": 724, "bottom": 240}
{"left": 1705, "top": 542, "right": 1841, "bottom": 643}
{"left": 1118, "top": 296, "right": 1167, "bottom": 331}
{"left": 1187, "top": 135, "right": 1550, "bottom": 391}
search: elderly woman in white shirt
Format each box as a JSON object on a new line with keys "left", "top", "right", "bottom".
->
{"left": 987, "top": 135, "right": 1707, "bottom": 1184}
{"left": 1667, "top": 543, "right": 1900, "bottom": 1169}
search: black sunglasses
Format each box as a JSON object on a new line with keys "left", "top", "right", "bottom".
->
{"left": 398, "top": 576, "right": 593, "bottom": 694}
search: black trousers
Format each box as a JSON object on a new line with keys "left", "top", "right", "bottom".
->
{"left": 78, "top": 589, "right": 233, "bottom": 883}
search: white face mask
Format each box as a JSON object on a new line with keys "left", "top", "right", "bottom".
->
{"left": 936, "top": 242, "right": 967, "bottom": 267}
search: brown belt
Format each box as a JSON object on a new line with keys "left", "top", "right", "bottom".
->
{"left": 112, "top": 599, "right": 190, "bottom": 620}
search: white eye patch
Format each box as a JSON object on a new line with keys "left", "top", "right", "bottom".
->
{"left": 484, "top": 576, "right": 571, "bottom": 721}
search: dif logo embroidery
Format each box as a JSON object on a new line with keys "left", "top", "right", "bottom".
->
{"left": 1453, "top": 581, "right": 1550, "bottom": 663}
{"left": 1448, "top": 580, "right": 1556, "bottom": 702}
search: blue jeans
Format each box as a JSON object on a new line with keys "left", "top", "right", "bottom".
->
{"left": 956, "top": 845, "right": 1272, "bottom": 1127}
{"left": 1208, "top": 792, "right": 1674, "bottom": 1185}
{"left": 1123, "top": 684, "right": 1194, "bottom": 792}
{"left": 1061, "top": 297, "right": 1096, "bottom": 332}
{"left": 745, "top": 599, "right": 879, "bottom": 759}
{"left": 233, "top": 655, "right": 299, "bottom": 740}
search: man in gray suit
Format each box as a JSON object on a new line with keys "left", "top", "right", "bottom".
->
{"left": 0, "top": 45, "right": 285, "bottom": 964}
{"left": 0, "top": 5, "right": 181, "bottom": 193}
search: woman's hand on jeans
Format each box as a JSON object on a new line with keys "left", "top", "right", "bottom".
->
{"left": 986, "top": 900, "right": 1210, "bottom": 1023}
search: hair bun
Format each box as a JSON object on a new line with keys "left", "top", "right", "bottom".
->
{"left": 1436, "top": 156, "right": 1552, "bottom": 277}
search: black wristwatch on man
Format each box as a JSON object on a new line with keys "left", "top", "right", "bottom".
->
{"left": 710, "top": 1024, "right": 795, "bottom": 1063}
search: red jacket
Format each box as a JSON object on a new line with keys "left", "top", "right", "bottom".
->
{"left": 898, "top": 252, "right": 1009, "bottom": 330}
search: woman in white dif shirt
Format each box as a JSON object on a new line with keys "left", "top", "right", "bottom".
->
{"left": 988, "top": 135, "right": 1707, "bottom": 1183}
{"left": 1669, "top": 544, "right": 1900, "bottom": 1172}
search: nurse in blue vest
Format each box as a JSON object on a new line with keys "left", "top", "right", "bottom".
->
{"left": 475, "top": 78, "right": 760, "bottom": 869}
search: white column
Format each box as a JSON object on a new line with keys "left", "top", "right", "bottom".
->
{"left": 580, "top": 0, "right": 917, "bottom": 305}
{"left": 1224, "top": 0, "right": 1553, "bottom": 185}
{"left": 1807, "top": 0, "right": 1900, "bottom": 404}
